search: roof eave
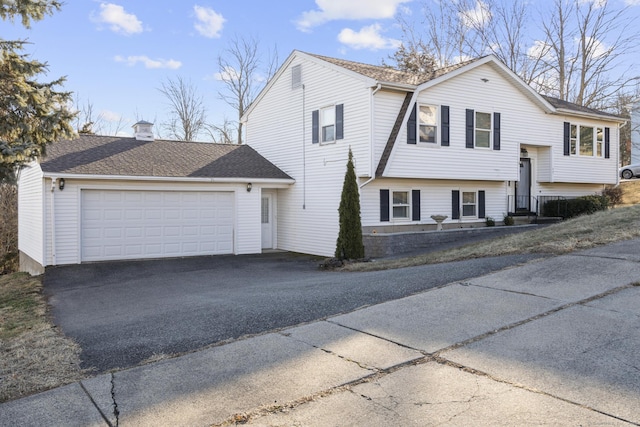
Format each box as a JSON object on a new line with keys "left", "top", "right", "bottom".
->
{"left": 41, "top": 172, "right": 296, "bottom": 185}
{"left": 376, "top": 81, "right": 418, "bottom": 91}
{"left": 553, "top": 108, "right": 627, "bottom": 123}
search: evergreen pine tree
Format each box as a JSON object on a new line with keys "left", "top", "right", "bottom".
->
{"left": 0, "top": 1, "right": 75, "bottom": 182}
{"left": 335, "top": 148, "right": 364, "bottom": 260}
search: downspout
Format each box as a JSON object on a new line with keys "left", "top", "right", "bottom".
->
{"left": 618, "top": 121, "right": 627, "bottom": 186}
{"left": 50, "top": 178, "right": 57, "bottom": 266}
{"left": 361, "top": 83, "right": 382, "bottom": 189}
{"left": 302, "top": 84, "right": 306, "bottom": 209}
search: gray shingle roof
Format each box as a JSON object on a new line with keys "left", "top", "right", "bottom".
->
{"left": 41, "top": 135, "right": 293, "bottom": 180}
{"left": 307, "top": 52, "right": 476, "bottom": 86}
{"left": 542, "top": 95, "right": 623, "bottom": 119}
{"left": 308, "top": 52, "right": 621, "bottom": 120}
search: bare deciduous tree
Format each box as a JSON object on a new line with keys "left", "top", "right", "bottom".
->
{"left": 394, "top": 0, "right": 639, "bottom": 110}
{"left": 73, "top": 95, "right": 128, "bottom": 136}
{"left": 158, "top": 76, "right": 207, "bottom": 142}
{"left": 537, "top": 0, "right": 638, "bottom": 109}
{"left": 206, "top": 118, "right": 236, "bottom": 144}
{"left": 217, "top": 35, "right": 278, "bottom": 144}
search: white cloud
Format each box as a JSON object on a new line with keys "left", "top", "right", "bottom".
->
{"left": 193, "top": 5, "right": 225, "bottom": 38}
{"left": 99, "top": 110, "right": 123, "bottom": 122}
{"left": 583, "top": 36, "right": 609, "bottom": 58}
{"left": 296, "top": 0, "right": 412, "bottom": 32}
{"left": 213, "top": 65, "right": 240, "bottom": 82}
{"left": 459, "top": 0, "right": 491, "bottom": 29}
{"left": 114, "top": 55, "right": 182, "bottom": 69}
{"left": 528, "top": 40, "right": 554, "bottom": 60}
{"left": 338, "top": 24, "right": 401, "bottom": 50}
{"left": 625, "top": 0, "right": 640, "bottom": 5}
{"left": 579, "top": 0, "right": 608, "bottom": 8}
{"left": 92, "top": 3, "right": 143, "bottom": 35}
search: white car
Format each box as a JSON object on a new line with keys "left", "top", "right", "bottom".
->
{"left": 620, "top": 164, "right": 640, "bottom": 180}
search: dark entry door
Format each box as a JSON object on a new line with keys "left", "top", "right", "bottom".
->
{"left": 516, "top": 158, "right": 531, "bottom": 211}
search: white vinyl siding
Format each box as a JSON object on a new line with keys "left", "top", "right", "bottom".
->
{"left": 554, "top": 118, "right": 617, "bottom": 184}
{"left": 385, "top": 63, "right": 618, "bottom": 185}
{"left": 373, "top": 90, "right": 407, "bottom": 169}
{"left": 537, "top": 182, "right": 605, "bottom": 197}
{"left": 361, "top": 179, "right": 507, "bottom": 228}
{"left": 17, "top": 162, "right": 44, "bottom": 265}
{"left": 244, "top": 53, "right": 372, "bottom": 257}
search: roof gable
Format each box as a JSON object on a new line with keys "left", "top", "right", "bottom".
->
{"left": 41, "top": 135, "right": 292, "bottom": 180}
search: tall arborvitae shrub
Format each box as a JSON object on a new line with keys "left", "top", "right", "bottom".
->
{"left": 335, "top": 148, "right": 364, "bottom": 260}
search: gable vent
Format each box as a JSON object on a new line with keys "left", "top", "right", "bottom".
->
{"left": 292, "top": 64, "right": 302, "bottom": 89}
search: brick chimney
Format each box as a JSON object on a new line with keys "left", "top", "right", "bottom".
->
{"left": 132, "top": 120, "right": 154, "bottom": 141}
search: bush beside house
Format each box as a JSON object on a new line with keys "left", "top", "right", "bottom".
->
{"left": 543, "top": 195, "right": 610, "bottom": 219}
{"left": 0, "top": 184, "right": 18, "bottom": 274}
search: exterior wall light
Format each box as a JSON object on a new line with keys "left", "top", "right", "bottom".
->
{"left": 58, "top": 178, "right": 65, "bottom": 190}
{"left": 247, "top": 183, "right": 252, "bottom": 192}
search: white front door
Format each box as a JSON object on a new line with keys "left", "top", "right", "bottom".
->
{"left": 261, "top": 193, "right": 273, "bottom": 249}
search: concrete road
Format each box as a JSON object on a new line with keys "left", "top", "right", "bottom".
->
{"left": 44, "top": 251, "right": 542, "bottom": 373}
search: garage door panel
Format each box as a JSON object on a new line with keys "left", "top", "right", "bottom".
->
{"left": 104, "top": 228, "right": 122, "bottom": 238}
{"left": 145, "top": 227, "right": 162, "bottom": 238}
{"left": 164, "top": 209, "right": 181, "bottom": 220}
{"left": 145, "top": 210, "right": 162, "bottom": 220}
{"left": 81, "top": 190, "right": 234, "bottom": 262}
{"left": 104, "top": 210, "right": 122, "bottom": 220}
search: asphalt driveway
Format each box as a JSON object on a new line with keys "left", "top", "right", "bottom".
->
{"left": 44, "top": 251, "right": 543, "bottom": 373}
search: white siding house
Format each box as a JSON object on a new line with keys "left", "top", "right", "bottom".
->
{"left": 242, "top": 51, "right": 625, "bottom": 258}
{"left": 17, "top": 124, "right": 293, "bottom": 274}
{"left": 18, "top": 51, "right": 627, "bottom": 270}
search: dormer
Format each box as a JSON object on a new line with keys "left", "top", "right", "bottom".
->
{"left": 133, "top": 120, "right": 154, "bottom": 141}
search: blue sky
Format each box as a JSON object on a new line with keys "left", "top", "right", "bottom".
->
{"left": 3, "top": 0, "right": 639, "bottom": 139}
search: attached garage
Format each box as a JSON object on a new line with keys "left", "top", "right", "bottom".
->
{"left": 81, "top": 190, "right": 234, "bottom": 261}
{"left": 17, "top": 123, "right": 294, "bottom": 274}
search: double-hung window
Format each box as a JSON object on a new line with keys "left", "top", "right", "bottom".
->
{"left": 321, "top": 106, "right": 335, "bottom": 143}
{"left": 312, "top": 104, "right": 344, "bottom": 144}
{"left": 475, "top": 112, "right": 491, "bottom": 148}
{"left": 462, "top": 191, "right": 477, "bottom": 217}
{"left": 392, "top": 191, "right": 409, "bottom": 219}
{"left": 419, "top": 105, "right": 437, "bottom": 143}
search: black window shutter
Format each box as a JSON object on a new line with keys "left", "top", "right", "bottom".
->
{"left": 312, "top": 110, "right": 319, "bottom": 144}
{"left": 407, "top": 103, "right": 417, "bottom": 144}
{"left": 478, "top": 190, "right": 486, "bottom": 219}
{"left": 493, "top": 112, "right": 501, "bottom": 151}
{"left": 380, "top": 189, "right": 390, "bottom": 222}
{"left": 452, "top": 190, "right": 460, "bottom": 220}
{"left": 466, "top": 109, "right": 474, "bottom": 149}
{"left": 605, "top": 127, "right": 610, "bottom": 159}
{"left": 441, "top": 105, "right": 450, "bottom": 146}
{"left": 412, "top": 190, "right": 421, "bottom": 221}
{"left": 335, "top": 104, "right": 344, "bottom": 140}
{"left": 563, "top": 122, "right": 570, "bottom": 156}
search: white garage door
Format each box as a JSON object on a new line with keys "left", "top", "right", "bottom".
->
{"left": 81, "top": 190, "right": 234, "bottom": 262}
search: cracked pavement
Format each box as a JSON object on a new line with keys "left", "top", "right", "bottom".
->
{"left": 2, "top": 239, "right": 640, "bottom": 426}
